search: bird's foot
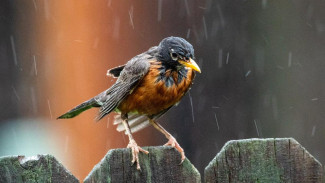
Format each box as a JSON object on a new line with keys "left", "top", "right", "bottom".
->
{"left": 127, "top": 139, "right": 149, "bottom": 170}
{"left": 164, "top": 136, "right": 185, "bottom": 164}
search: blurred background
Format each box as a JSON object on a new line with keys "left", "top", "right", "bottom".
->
{"left": 1, "top": 0, "right": 324, "bottom": 180}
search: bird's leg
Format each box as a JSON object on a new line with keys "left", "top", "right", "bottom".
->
{"left": 121, "top": 114, "right": 149, "bottom": 170}
{"left": 149, "top": 119, "right": 185, "bottom": 163}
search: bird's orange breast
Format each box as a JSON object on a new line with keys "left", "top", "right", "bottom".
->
{"left": 117, "top": 62, "right": 195, "bottom": 115}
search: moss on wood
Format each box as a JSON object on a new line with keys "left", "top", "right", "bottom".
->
{"left": 205, "top": 138, "right": 323, "bottom": 183}
{"left": 84, "top": 146, "right": 200, "bottom": 183}
{"left": 0, "top": 154, "right": 79, "bottom": 183}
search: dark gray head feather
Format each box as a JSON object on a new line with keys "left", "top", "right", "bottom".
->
{"left": 157, "top": 36, "right": 195, "bottom": 66}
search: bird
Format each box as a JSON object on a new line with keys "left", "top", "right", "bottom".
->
{"left": 57, "top": 36, "right": 201, "bottom": 170}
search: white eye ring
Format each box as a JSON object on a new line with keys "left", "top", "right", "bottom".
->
{"left": 170, "top": 52, "right": 178, "bottom": 61}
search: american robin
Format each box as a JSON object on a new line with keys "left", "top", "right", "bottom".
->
{"left": 58, "top": 36, "right": 201, "bottom": 170}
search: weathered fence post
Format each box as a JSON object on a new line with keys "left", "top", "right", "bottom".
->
{"left": 205, "top": 138, "right": 323, "bottom": 183}
{"left": 0, "top": 138, "right": 322, "bottom": 182}
{"left": 0, "top": 154, "right": 79, "bottom": 183}
{"left": 84, "top": 146, "right": 201, "bottom": 183}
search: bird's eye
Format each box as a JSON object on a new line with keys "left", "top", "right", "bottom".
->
{"left": 170, "top": 52, "right": 178, "bottom": 61}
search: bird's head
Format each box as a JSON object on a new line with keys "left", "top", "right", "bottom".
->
{"left": 157, "top": 37, "right": 201, "bottom": 73}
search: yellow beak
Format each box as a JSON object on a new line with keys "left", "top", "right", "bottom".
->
{"left": 179, "top": 58, "right": 201, "bottom": 73}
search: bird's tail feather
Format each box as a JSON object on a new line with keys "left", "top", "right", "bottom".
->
{"left": 114, "top": 114, "right": 150, "bottom": 134}
{"left": 57, "top": 98, "right": 99, "bottom": 119}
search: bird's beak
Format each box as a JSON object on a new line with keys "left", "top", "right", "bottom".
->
{"left": 179, "top": 58, "right": 201, "bottom": 73}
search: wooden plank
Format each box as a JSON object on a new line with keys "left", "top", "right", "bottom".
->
{"left": 205, "top": 138, "right": 323, "bottom": 183}
{"left": 0, "top": 154, "right": 79, "bottom": 183}
{"left": 84, "top": 146, "right": 201, "bottom": 183}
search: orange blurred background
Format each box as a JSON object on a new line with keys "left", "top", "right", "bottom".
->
{"left": 16, "top": 1, "right": 167, "bottom": 179}
{"left": 41, "top": 1, "right": 120, "bottom": 179}
{"left": 37, "top": 1, "right": 159, "bottom": 179}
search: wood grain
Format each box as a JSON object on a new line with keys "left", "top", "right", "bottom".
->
{"left": 84, "top": 146, "right": 200, "bottom": 183}
{"left": 205, "top": 138, "right": 323, "bottom": 183}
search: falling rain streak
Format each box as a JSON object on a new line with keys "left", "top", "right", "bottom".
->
{"left": 222, "top": 95, "right": 229, "bottom": 100}
{"left": 12, "top": 85, "right": 20, "bottom": 101}
{"left": 32, "top": 0, "right": 37, "bottom": 11}
{"left": 277, "top": 65, "right": 284, "bottom": 70}
{"left": 44, "top": 0, "right": 50, "bottom": 20}
{"left": 93, "top": 37, "right": 99, "bottom": 49}
{"left": 226, "top": 52, "right": 229, "bottom": 64}
{"left": 10, "top": 35, "right": 18, "bottom": 66}
{"left": 186, "top": 29, "right": 191, "bottom": 39}
{"left": 47, "top": 99, "right": 53, "bottom": 119}
{"left": 107, "top": 0, "right": 112, "bottom": 7}
{"left": 157, "top": 0, "right": 162, "bottom": 21}
{"left": 184, "top": 0, "right": 190, "bottom": 16}
{"left": 188, "top": 92, "right": 195, "bottom": 123}
{"left": 262, "top": 0, "right": 268, "bottom": 9}
{"left": 245, "top": 70, "right": 251, "bottom": 77}
{"left": 33, "top": 55, "right": 37, "bottom": 76}
{"left": 107, "top": 118, "right": 110, "bottom": 128}
{"left": 288, "top": 52, "right": 292, "bottom": 67}
{"left": 311, "top": 125, "right": 316, "bottom": 137}
{"left": 254, "top": 120, "right": 260, "bottom": 137}
{"left": 113, "top": 17, "right": 120, "bottom": 39}
{"left": 202, "top": 16, "right": 208, "bottom": 40}
{"left": 214, "top": 113, "right": 220, "bottom": 131}
{"left": 129, "top": 6, "right": 134, "bottom": 29}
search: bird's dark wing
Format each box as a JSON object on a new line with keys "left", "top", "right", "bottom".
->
{"left": 106, "top": 46, "right": 157, "bottom": 78}
{"left": 107, "top": 65, "right": 125, "bottom": 78}
{"left": 95, "top": 48, "right": 157, "bottom": 121}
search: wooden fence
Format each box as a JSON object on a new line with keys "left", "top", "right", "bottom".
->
{"left": 0, "top": 138, "right": 323, "bottom": 182}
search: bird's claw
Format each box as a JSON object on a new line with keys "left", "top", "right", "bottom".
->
{"left": 127, "top": 139, "right": 149, "bottom": 170}
{"left": 164, "top": 136, "right": 186, "bottom": 164}
{"left": 164, "top": 136, "right": 176, "bottom": 147}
